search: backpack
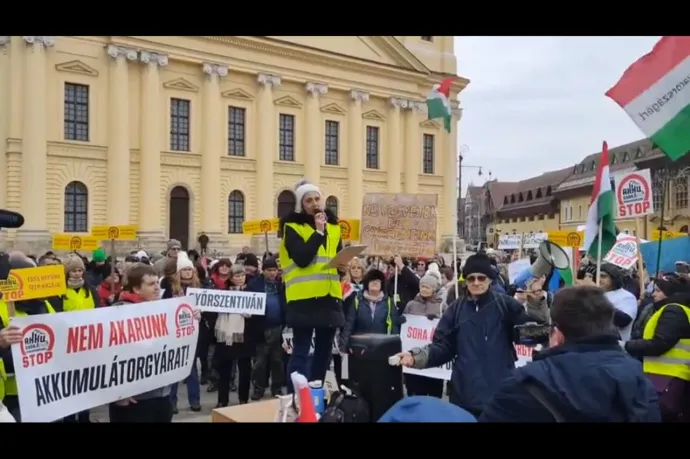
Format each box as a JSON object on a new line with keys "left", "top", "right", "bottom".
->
{"left": 319, "top": 390, "right": 370, "bottom": 423}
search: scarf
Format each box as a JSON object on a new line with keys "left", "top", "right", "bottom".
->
{"left": 211, "top": 273, "right": 228, "bottom": 289}
{"left": 214, "top": 285, "right": 245, "bottom": 345}
{"left": 68, "top": 278, "right": 84, "bottom": 289}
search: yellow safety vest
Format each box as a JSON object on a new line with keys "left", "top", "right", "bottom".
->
{"left": 279, "top": 221, "right": 342, "bottom": 302}
{"left": 354, "top": 296, "right": 393, "bottom": 334}
{"left": 0, "top": 359, "right": 6, "bottom": 401}
{"left": 0, "top": 300, "right": 56, "bottom": 397}
{"left": 642, "top": 303, "right": 690, "bottom": 381}
{"left": 63, "top": 287, "right": 96, "bottom": 312}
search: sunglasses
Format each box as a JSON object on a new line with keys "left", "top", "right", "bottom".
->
{"left": 466, "top": 275, "right": 488, "bottom": 283}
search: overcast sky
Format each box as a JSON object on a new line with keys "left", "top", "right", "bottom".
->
{"left": 453, "top": 36, "right": 661, "bottom": 193}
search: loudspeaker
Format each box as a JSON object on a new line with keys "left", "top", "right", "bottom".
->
{"left": 514, "top": 240, "right": 570, "bottom": 288}
{"left": 347, "top": 334, "right": 404, "bottom": 422}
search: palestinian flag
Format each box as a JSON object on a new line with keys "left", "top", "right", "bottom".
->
{"left": 606, "top": 36, "right": 690, "bottom": 161}
{"left": 426, "top": 77, "right": 456, "bottom": 133}
{"left": 584, "top": 142, "right": 618, "bottom": 260}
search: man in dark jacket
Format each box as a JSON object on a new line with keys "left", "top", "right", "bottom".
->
{"left": 278, "top": 180, "right": 347, "bottom": 391}
{"left": 480, "top": 285, "right": 660, "bottom": 422}
{"left": 396, "top": 253, "right": 549, "bottom": 417}
{"left": 388, "top": 255, "right": 420, "bottom": 314}
{"left": 247, "top": 257, "right": 287, "bottom": 399}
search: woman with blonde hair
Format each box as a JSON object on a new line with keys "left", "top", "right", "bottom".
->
{"left": 348, "top": 257, "right": 366, "bottom": 293}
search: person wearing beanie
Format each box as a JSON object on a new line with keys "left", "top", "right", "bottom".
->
{"left": 378, "top": 396, "right": 477, "bottom": 423}
{"left": 96, "top": 263, "right": 122, "bottom": 306}
{"left": 165, "top": 251, "right": 202, "bottom": 414}
{"left": 340, "top": 268, "right": 400, "bottom": 352}
{"left": 386, "top": 255, "right": 422, "bottom": 314}
{"left": 84, "top": 248, "right": 107, "bottom": 287}
{"left": 393, "top": 252, "right": 549, "bottom": 417}
{"left": 0, "top": 255, "right": 59, "bottom": 421}
{"left": 582, "top": 262, "right": 637, "bottom": 341}
{"left": 247, "top": 257, "right": 287, "bottom": 400}
{"left": 401, "top": 265, "right": 445, "bottom": 399}
{"left": 278, "top": 178, "right": 348, "bottom": 390}
{"left": 241, "top": 253, "right": 260, "bottom": 279}
{"left": 154, "top": 239, "right": 182, "bottom": 276}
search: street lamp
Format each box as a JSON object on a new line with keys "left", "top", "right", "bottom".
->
{"left": 457, "top": 145, "right": 491, "bottom": 243}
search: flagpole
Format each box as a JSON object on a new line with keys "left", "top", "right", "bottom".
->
{"left": 595, "top": 222, "right": 603, "bottom": 286}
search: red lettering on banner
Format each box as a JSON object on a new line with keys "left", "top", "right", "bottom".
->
{"left": 108, "top": 313, "right": 169, "bottom": 347}
{"left": 619, "top": 202, "right": 649, "bottom": 218}
{"left": 514, "top": 344, "right": 531, "bottom": 357}
{"left": 66, "top": 324, "right": 104, "bottom": 353}
{"left": 407, "top": 326, "right": 429, "bottom": 341}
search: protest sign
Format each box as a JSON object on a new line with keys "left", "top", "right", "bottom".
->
{"left": 282, "top": 328, "right": 338, "bottom": 355}
{"left": 399, "top": 315, "right": 451, "bottom": 380}
{"left": 498, "top": 234, "right": 521, "bottom": 250}
{"left": 0, "top": 265, "right": 66, "bottom": 302}
{"left": 187, "top": 288, "right": 266, "bottom": 316}
{"left": 522, "top": 232, "right": 547, "bottom": 249}
{"left": 338, "top": 219, "right": 361, "bottom": 241}
{"left": 10, "top": 296, "right": 199, "bottom": 423}
{"left": 514, "top": 344, "right": 542, "bottom": 367}
{"left": 612, "top": 169, "right": 653, "bottom": 219}
{"left": 547, "top": 231, "right": 584, "bottom": 248}
{"left": 604, "top": 235, "right": 637, "bottom": 269}
{"left": 361, "top": 193, "right": 437, "bottom": 258}
{"left": 52, "top": 234, "right": 100, "bottom": 251}
{"left": 242, "top": 218, "right": 280, "bottom": 235}
{"left": 91, "top": 225, "right": 137, "bottom": 241}
{"left": 508, "top": 258, "right": 531, "bottom": 283}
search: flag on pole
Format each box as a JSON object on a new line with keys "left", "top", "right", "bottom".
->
{"left": 584, "top": 142, "right": 618, "bottom": 260}
{"left": 426, "top": 77, "right": 456, "bottom": 133}
{"left": 606, "top": 36, "right": 690, "bottom": 161}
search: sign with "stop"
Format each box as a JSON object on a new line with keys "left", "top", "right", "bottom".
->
{"left": 613, "top": 169, "right": 653, "bottom": 219}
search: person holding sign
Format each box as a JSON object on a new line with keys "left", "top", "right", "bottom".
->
{"left": 0, "top": 256, "right": 59, "bottom": 422}
{"left": 393, "top": 253, "right": 549, "bottom": 418}
{"left": 279, "top": 179, "right": 347, "bottom": 391}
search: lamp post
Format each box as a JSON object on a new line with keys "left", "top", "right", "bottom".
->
{"left": 650, "top": 165, "right": 690, "bottom": 274}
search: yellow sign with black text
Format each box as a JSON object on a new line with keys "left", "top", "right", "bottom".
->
{"left": 0, "top": 265, "right": 67, "bottom": 302}
{"left": 91, "top": 225, "right": 138, "bottom": 241}
{"left": 242, "top": 218, "right": 280, "bottom": 235}
{"left": 52, "top": 234, "right": 100, "bottom": 251}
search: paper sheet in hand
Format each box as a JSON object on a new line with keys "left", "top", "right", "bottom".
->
{"left": 322, "top": 245, "right": 367, "bottom": 269}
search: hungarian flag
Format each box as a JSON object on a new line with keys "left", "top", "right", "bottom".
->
{"left": 606, "top": 36, "right": 690, "bottom": 161}
{"left": 426, "top": 77, "right": 456, "bottom": 133}
{"left": 584, "top": 142, "right": 617, "bottom": 260}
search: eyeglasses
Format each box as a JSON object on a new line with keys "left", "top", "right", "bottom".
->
{"left": 466, "top": 275, "right": 488, "bottom": 283}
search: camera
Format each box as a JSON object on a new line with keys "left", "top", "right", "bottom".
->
{"left": 0, "top": 209, "right": 26, "bottom": 280}
{"left": 514, "top": 322, "right": 551, "bottom": 345}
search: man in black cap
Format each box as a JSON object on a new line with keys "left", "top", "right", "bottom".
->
{"left": 395, "top": 252, "right": 549, "bottom": 417}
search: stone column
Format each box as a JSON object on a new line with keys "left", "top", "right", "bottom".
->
{"left": 255, "top": 73, "right": 280, "bottom": 217}
{"left": 348, "top": 90, "right": 368, "bottom": 218}
{"left": 304, "top": 82, "right": 328, "bottom": 185}
{"left": 200, "top": 63, "right": 228, "bottom": 245}
{"left": 138, "top": 50, "right": 168, "bottom": 248}
{"left": 107, "top": 45, "right": 136, "bottom": 226}
{"left": 0, "top": 37, "right": 9, "bottom": 213}
{"left": 443, "top": 109, "right": 461, "bottom": 238}
{"left": 16, "top": 36, "right": 54, "bottom": 248}
{"left": 403, "top": 101, "right": 420, "bottom": 194}
{"left": 387, "top": 97, "right": 406, "bottom": 193}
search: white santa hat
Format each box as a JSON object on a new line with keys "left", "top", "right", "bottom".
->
{"left": 294, "top": 178, "right": 322, "bottom": 213}
{"left": 176, "top": 251, "right": 194, "bottom": 272}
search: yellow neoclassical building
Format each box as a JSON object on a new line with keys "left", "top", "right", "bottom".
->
{"left": 0, "top": 36, "right": 466, "bottom": 254}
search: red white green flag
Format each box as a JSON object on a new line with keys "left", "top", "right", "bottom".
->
{"left": 426, "top": 77, "right": 456, "bottom": 133}
{"left": 606, "top": 36, "right": 690, "bottom": 161}
{"left": 584, "top": 142, "right": 617, "bottom": 260}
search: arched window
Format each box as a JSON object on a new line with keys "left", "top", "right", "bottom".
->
{"left": 228, "top": 190, "right": 245, "bottom": 234}
{"left": 326, "top": 196, "right": 338, "bottom": 215}
{"left": 277, "top": 190, "right": 296, "bottom": 218}
{"left": 64, "top": 181, "right": 88, "bottom": 232}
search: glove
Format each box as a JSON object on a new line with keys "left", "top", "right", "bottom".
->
{"left": 397, "top": 315, "right": 407, "bottom": 325}
{"left": 426, "top": 314, "right": 438, "bottom": 321}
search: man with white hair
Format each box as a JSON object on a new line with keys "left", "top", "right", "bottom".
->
{"left": 278, "top": 179, "right": 349, "bottom": 390}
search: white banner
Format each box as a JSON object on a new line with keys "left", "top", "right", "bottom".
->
{"left": 10, "top": 296, "right": 199, "bottom": 423}
{"left": 603, "top": 235, "right": 637, "bottom": 269}
{"left": 612, "top": 169, "right": 653, "bottom": 219}
{"left": 282, "top": 328, "right": 338, "bottom": 355}
{"left": 498, "top": 234, "right": 521, "bottom": 250}
{"left": 187, "top": 288, "right": 266, "bottom": 316}
{"left": 522, "top": 232, "right": 548, "bottom": 249}
{"left": 400, "top": 315, "right": 451, "bottom": 380}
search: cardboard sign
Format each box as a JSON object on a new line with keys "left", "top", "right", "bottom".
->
{"left": 547, "top": 231, "right": 584, "bottom": 248}
{"left": 10, "top": 296, "right": 199, "bottom": 422}
{"left": 361, "top": 193, "right": 437, "bottom": 258}
{"left": 522, "top": 232, "right": 547, "bottom": 249}
{"left": 0, "top": 265, "right": 66, "bottom": 302}
{"left": 242, "top": 218, "right": 280, "bottom": 235}
{"left": 52, "top": 234, "right": 100, "bottom": 251}
{"left": 613, "top": 169, "right": 653, "bottom": 219}
{"left": 338, "top": 219, "right": 360, "bottom": 241}
{"left": 604, "top": 235, "right": 638, "bottom": 269}
{"left": 91, "top": 225, "right": 137, "bottom": 241}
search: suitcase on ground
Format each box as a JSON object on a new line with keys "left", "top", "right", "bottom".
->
{"left": 347, "top": 334, "right": 403, "bottom": 422}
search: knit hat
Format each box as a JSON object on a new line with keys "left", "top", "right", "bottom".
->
{"left": 294, "top": 179, "right": 322, "bottom": 213}
{"left": 92, "top": 248, "right": 106, "bottom": 263}
{"left": 167, "top": 239, "right": 182, "bottom": 250}
{"left": 362, "top": 268, "right": 386, "bottom": 291}
{"left": 262, "top": 257, "right": 278, "bottom": 270}
{"left": 599, "top": 262, "right": 623, "bottom": 290}
{"left": 654, "top": 276, "right": 689, "bottom": 297}
{"left": 176, "top": 251, "right": 194, "bottom": 272}
{"left": 378, "top": 396, "right": 477, "bottom": 423}
{"left": 461, "top": 253, "right": 495, "bottom": 279}
{"left": 64, "top": 255, "right": 85, "bottom": 275}
{"left": 243, "top": 253, "right": 259, "bottom": 269}
{"left": 420, "top": 264, "right": 442, "bottom": 292}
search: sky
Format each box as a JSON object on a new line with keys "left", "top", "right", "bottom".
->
{"left": 453, "top": 36, "right": 661, "bottom": 194}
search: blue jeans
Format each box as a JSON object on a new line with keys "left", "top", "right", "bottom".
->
{"left": 287, "top": 327, "right": 335, "bottom": 393}
{"left": 171, "top": 360, "right": 200, "bottom": 405}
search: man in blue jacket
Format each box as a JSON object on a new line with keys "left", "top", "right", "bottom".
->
{"left": 247, "top": 257, "right": 287, "bottom": 399}
{"left": 480, "top": 285, "right": 660, "bottom": 422}
{"left": 396, "top": 253, "right": 549, "bottom": 417}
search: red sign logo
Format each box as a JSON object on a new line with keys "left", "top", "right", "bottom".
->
{"left": 617, "top": 173, "right": 651, "bottom": 218}
{"left": 20, "top": 323, "right": 55, "bottom": 368}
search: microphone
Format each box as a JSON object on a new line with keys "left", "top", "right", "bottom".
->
{"left": 0, "top": 209, "right": 24, "bottom": 229}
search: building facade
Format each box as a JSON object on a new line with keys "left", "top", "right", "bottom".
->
{"left": 0, "top": 36, "right": 467, "bottom": 253}
{"left": 463, "top": 185, "right": 484, "bottom": 243}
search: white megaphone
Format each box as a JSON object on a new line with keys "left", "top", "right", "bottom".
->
{"left": 513, "top": 240, "right": 570, "bottom": 289}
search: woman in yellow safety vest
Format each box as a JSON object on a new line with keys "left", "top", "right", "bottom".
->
{"left": 62, "top": 255, "right": 101, "bottom": 312}
{"left": 0, "top": 256, "right": 57, "bottom": 422}
{"left": 624, "top": 276, "right": 690, "bottom": 422}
